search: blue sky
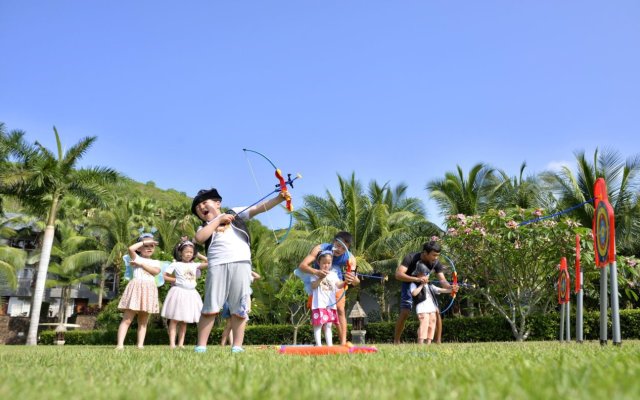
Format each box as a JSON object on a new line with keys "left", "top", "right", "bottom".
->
{"left": 1, "top": 1, "right": 639, "bottom": 229}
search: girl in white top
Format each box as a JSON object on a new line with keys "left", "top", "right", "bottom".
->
{"left": 161, "top": 239, "right": 207, "bottom": 348}
{"left": 310, "top": 251, "right": 345, "bottom": 346}
{"left": 410, "top": 262, "right": 455, "bottom": 345}
{"left": 116, "top": 233, "right": 162, "bottom": 350}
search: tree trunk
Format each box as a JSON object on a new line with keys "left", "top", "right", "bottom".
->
{"left": 26, "top": 197, "right": 59, "bottom": 346}
{"left": 26, "top": 224, "right": 55, "bottom": 345}
{"left": 58, "top": 287, "right": 69, "bottom": 325}
{"left": 97, "top": 262, "right": 107, "bottom": 308}
{"left": 465, "top": 297, "right": 475, "bottom": 317}
{"left": 379, "top": 280, "right": 387, "bottom": 321}
{"left": 113, "top": 257, "right": 122, "bottom": 296}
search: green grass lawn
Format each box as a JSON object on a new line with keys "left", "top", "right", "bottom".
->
{"left": 1, "top": 341, "right": 639, "bottom": 400}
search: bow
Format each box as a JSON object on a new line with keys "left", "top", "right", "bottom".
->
{"left": 242, "top": 148, "right": 301, "bottom": 243}
{"left": 439, "top": 253, "right": 458, "bottom": 314}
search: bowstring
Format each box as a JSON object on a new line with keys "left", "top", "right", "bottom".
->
{"left": 243, "top": 150, "right": 279, "bottom": 243}
{"left": 439, "top": 253, "right": 457, "bottom": 314}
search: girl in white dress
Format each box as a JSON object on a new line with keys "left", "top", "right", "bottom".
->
{"left": 161, "top": 239, "right": 207, "bottom": 348}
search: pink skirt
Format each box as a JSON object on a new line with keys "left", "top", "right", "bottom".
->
{"left": 118, "top": 279, "right": 159, "bottom": 314}
{"left": 311, "top": 308, "right": 339, "bottom": 326}
{"left": 161, "top": 286, "right": 203, "bottom": 323}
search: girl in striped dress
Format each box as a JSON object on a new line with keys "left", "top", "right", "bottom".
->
{"left": 116, "top": 233, "right": 162, "bottom": 349}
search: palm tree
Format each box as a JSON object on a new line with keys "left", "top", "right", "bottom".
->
{"left": 0, "top": 123, "right": 29, "bottom": 215}
{"left": 152, "top": 204, "right": 198, "bottom": 257}
{"left": 87, "top": 198, "right": 141, "bottom": 308}
{"left": 426, "top": 163, "right": 495, "bottom": 218}
{"left": 489, "top": 162, "right": 546, "bottom": 210}
{"left": 5, "top": 126, "right": 118, "bottom": 345}
{"left": 46, "top": 221, "right": 107, "bottom": 325}
{"left": 542, "top": 148, "right": 640, "bottom": 252}
{"left": 0, "top": 215, "right": 27, "bottom": 293}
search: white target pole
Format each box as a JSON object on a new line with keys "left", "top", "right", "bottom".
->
{"left": 565, "top": 298, "right": 571, "bottom": 341}
{"left": 599, "top": 265, "right": 608, "bottom": 345}
{"left": 576, "top": 268, "right": 584, "bottom": 343}
{"left": 610, "top": 260, "right": 621, "bottom": 345}
{"left": 575, "top": 234, "right": 584, "bottom": 343}
{"left": 559, "top": 302, "right": 565, "bottom": 342}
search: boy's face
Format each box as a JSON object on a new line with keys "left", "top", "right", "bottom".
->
{"left": 195, "top": 199, "right": 221, "bottom": 221}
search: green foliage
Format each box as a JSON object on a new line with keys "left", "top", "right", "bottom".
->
{"left": 620, "top": 309, "right": 640, "bottom": 338}
{"left": 42, "top": 309, "right": 640, "bottom": 345}
{"left": 427, "top": 163, "right": 496, "bottom": 217}
{"left": 274, "top": 276, "right": 310, "bottom": 331}
{"left": 107, "top": 177, "right": 191, "bottom": 210}
{"left": 0, "top": 246, "right": 25, "bottom": 289}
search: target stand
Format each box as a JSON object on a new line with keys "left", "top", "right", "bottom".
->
{"left": 593, "top": 178, "right": 621, "bottom": 346}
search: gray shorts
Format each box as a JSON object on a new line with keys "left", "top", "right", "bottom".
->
{"left": 202, "top": 261, "right": 252, "bottom": 318}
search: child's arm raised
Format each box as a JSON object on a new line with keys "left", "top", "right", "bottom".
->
{"left": 128, "top": 239, "right": 157, "bottom": 259}
{"left": 196, "top": 253, "right": 208, "bottom": 269}
{"left": 434, "top": 284, "right": 458, "bottom": 294}
{"left": 128, "top": 240, "right": 161, "bottom": 275}
{"left": 246, "top": 191, "right": 289, "bottom": 219}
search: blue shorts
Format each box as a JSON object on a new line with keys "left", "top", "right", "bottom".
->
{"left": 400, "top": 282, "right": 413, "bottom": 310}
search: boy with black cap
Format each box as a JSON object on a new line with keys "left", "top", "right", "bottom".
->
{"left": 191, "top": 187, "right": 289, "bottom": 353}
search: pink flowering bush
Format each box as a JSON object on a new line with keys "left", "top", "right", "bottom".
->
{"left": 444, "top": 208, "right": 593, "bottom": 341}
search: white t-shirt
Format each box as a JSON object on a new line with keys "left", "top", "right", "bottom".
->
{"left": 131, "top": 255, "right": 161, "bottom": 282}
{"left": 310, "top": 271, "right": 341, "bottom": 310}
{"left": 410, "top": 283, "right": 446, "bottom": 314}
{"left": 165, "top": 261, "right": 200, "bottom": 290}
{"left": 199, "top": 207, "right": 251, "bottom": 266}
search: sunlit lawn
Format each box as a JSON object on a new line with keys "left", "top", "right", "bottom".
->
{"left": 1, "top": 341, "right": 639, "bottom": 400}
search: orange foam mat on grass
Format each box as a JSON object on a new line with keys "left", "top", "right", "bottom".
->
{"left": 278, "top": 345, "right": 378, "bottom": 355}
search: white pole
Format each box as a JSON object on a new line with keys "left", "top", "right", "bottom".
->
{"left": 610, "top": 261, "right": 622, "bottom": 345}
{"left": 576, "top": 271, "right": 584, "bottom": 343}
{"left": 559, "top": 303, "right": 565, "bottom": 342}
{"left": 565, "top": 300, "right": 571, "bottom": 341}
{"left": 599, "top": 265, "right": 608, "bottom": 345}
